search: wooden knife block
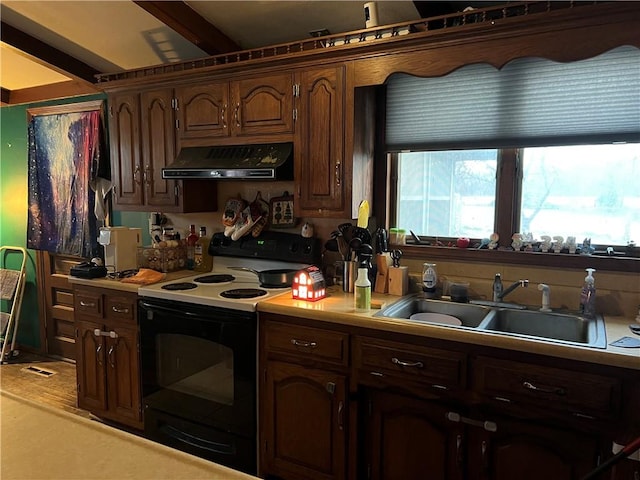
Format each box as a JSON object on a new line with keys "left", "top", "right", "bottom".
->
{"left": 388, "top": 266, "right": 409, "bottom": 296}
{"left": 374, "top": 253, "right": 391, "bottom": 293}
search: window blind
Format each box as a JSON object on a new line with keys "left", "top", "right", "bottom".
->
{"left": 385, "top": 45, "right": 640, "bottom": 151}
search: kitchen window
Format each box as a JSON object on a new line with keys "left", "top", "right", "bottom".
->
{"left": 386, "top": 45, "right": 640, "bottom": 255}
{"left": 393, "top": 143, "right": 640, "bottom": 248}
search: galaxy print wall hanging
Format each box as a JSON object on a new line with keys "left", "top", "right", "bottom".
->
{"left": 27, "top": 103, "right": 107, "bottom": 258}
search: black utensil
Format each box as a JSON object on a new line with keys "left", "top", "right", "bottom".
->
{"left": 390, "top": 249, "right": 402, "bottom": 268}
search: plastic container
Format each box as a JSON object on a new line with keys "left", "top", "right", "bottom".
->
{"left": 579, "top": 268, "right": 596, "bottom": 317}
{"left": 389, "top": 228, "right": 406, "bottom": 245}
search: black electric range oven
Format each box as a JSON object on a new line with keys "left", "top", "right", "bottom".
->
{"left": 138, "top": 232, "right": 320, "bottom": 475}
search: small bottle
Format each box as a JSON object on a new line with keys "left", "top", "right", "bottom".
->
{"left": 194, "top": 227, "right": 213, "bottom": 272}
{"left": 422, "top": 263, "right": 438, "bottom": 297}
{"left": 492, "top": 273, "right": 503, "bottom": 302}
{"left": 579, "top": 268, "right": 596, "bottom": 317}
{"left": 354, "top": 264, "right": 371, "bottom": 311}
{"left": 186, "top": 224, "right": 199, "bottom": 270}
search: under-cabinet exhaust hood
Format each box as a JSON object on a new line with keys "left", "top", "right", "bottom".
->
{"left": 162, "top": 143, "right": 293, "bottom": 180}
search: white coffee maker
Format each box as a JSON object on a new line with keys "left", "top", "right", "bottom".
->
{"left": 98, "top": 227, "right": 141, "bottom": 272}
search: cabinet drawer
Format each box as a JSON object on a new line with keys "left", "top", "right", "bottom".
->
{"left": 473, "top": 356, "right": 621, "bottom": 417}
{"left": 74, "top": 291, "right": 103, "bottom": 318}
{"left": 354, "top": 336, "right": 467, "bottom": 390}
{"left": 104, "top": 293, "right": 137, "bottom": 324}
{"left": 263, "top": 321, "right": 348, "bottom": 367}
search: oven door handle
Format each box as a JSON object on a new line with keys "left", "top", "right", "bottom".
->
{"left": 159, "top": 423, "right": 236, "bottom": 455}
{"left": 140, "top": 301, "right": 223, "bottom": 320}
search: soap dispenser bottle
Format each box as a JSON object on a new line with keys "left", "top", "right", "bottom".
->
{"left": 492, "top": 273, "right": 503, "bottom": 302}
{"left": 579, "top": 268, "right": 596, "bottom": 317}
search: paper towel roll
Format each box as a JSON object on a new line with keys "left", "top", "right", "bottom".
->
{"left": 364, "top": 2, "right": 379, "bottom": 28}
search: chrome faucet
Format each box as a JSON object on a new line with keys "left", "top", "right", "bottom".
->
{"left": 493, "top": 274, "right": 529, "bottom": 302}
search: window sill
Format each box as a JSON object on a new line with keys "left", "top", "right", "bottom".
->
{"left": 396, "top": 244, "right": 640, "bottom": 273}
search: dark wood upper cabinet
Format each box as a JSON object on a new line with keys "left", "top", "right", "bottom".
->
{"left": 108, "top": 90, "right": 215, "bottom": 213}
{"left": 295, "top": 64, "right": 375, "bottom": 219}
{"left": 175, "top": 73, "right": 294, "bottom": 149}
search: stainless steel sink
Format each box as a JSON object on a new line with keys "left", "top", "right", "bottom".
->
{"left": 375, "top": 295, "right": 607, "bottom": 348}
{"left": 478, "top": 308, "right": 606, "bottom": 348}
{"left": 375, "top": 295, "right": 492, "bottom": 328}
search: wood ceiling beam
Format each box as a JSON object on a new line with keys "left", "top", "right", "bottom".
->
{"left": 6, "top": 81, "right": 99, "bottom": 106}
{"left": 0, "top": 21, "right": 100, "bottom": 84}
{"left": 1, "top": 87, "right": 10, "bottom": 105}
{"left": 133, "top": 1, "right": 240, "bottom": 55}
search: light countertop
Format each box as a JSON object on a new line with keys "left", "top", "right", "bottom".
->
{"left": 257, "top": 286, "right": 640, "bottom": 371}
{"left": 68, "top": 274, "right": 639, "bottom": 370}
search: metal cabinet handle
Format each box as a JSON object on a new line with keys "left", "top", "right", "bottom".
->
{"left": 338, "top": 401, "right": 344, "bottom": 431}
{"left": 144, "top": 165, "right": 151, "bottom": 186}
{"left": 96, "top": 343, "right": 103, "bottom": 366}
{"left": 234, "top": 103, "right": 240, "bottom": 127}
{"left": 290, "top": 339, "right": 317, "bottom": 348}
{"left": 80, "top": 300, "right": 96, "bottom": 308}
{"left": 456, "top": 434, "right": 463, "bottom": 466}
{"left": 108, "top": 345, "right": 115, "bottom": 368}
{"left": 112, "top": 305, "right": 130, "bottom": 314}
{"left": 221, "top": 104, "right": 227, "bottom": 128}
{"left": 391, "top": 357, "right": 423, "bottom": 368}
{"left": 335, "top": 161, "right": 341, "bottom": 187}
{"left": 522, "top": 381, "right": 566, "bottom": 396}
{"left": 134, "top": 165, "right": 142, "bottom": 185}
{"left": 481, "top": 440, "right": 489, "bottom": 469}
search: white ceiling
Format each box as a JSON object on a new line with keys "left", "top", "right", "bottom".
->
{"left": 0, "top": 1, "right": 422, "bottom": 93}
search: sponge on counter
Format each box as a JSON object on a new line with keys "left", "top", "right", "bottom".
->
{"left": 370, "top": 299, "right": 384, "bottom": 309}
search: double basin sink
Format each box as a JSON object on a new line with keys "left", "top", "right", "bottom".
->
{"left": 374, "top": 294, "right": 606, "bottom": 348}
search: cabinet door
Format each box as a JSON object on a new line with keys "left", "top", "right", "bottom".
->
{"left": 105, "top": 324, "right": 142, "bottom": 427}
{"left": 75, "top": 320, "right": 107, "bottom": 413}
{"left": 295, "top": 66, "right": 345, "bottom": 214}
{"left": 109, "top": 93, "right": 143, "bottom": 207}
{"left": 364, "top": 390, "right": 464, "bottom": 480}
{"left": 469, "top": 417, "right": 600, "bottom": 480}
{"left": 232, "top": 73, "right": 294, "bottom": 136}
{"left": 263, "top": 361, "right": 347, "bottom": 480}
{"left": 140, "top": 88, "right": 180, "bottom": 209}
{"left": 176, "top": 82, "right": 229, "bottom": 144}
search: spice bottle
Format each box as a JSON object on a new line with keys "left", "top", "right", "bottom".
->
{"left": 354, "top": 263, "right": 371, "bottom": 311}
{"left": 186, "top": 224, "right": 199, "bottom": 270}
{"left": 194, "top": 227, "right": 213, "bottom": 272}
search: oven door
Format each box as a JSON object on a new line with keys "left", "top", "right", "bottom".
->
{"left": 139, "top": 298, "right": 256, "bottom": 438}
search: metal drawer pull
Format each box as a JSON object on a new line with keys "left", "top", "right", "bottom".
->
{"left": 391, "top": 357, "right": 424, "bottom": 368}
{"left": 522, "top": 381, "right": 566, "bottom": 396}
{"left": 96, "top": 343, "right": 103, "bottom": 366}
{"left": 111, "top": 306, "right": 130, "bottom": 314}
{"left": 290, "top": 339, "right": 317, "bottom": 348}
{"left": 80, "top": 301, "right": 96, "bottom": 307}
{"left": 446, "top": 412, "right": 498, "bottom": 432}
{"left": 93, "top": 329, "right": 118, "bottom": 339}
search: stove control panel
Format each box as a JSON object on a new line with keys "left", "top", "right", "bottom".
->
{"left": 209, "top": 231, "right": 321, "bottom": 265}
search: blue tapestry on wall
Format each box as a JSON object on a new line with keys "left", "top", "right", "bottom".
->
{"left": 27, "top": 110, "right": 104, "bottom": 258}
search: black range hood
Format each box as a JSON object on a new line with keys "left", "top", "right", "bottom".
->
{"left": 162, "top": 143, "right": 293, "bottom": 180}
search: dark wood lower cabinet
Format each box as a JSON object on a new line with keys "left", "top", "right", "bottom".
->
{"left": 363, "top": 390, "right": 464, "bottom": 480}
{"left": 74, "top": 286, "right": 142, "bottom": 430}
{"left": 262, "top": 361, "right": 347, "bottom": 480}
{"left": 258, "top": 314, "right": 636, "bottom": 480}
{"left": 362, "top": 389, "right": 600, "bottom": 480}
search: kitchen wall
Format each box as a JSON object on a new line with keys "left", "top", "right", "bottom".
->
{"left": 3, "top": 93, "right": 638, "bottom": 353}
{"left": 0, "top": 94, "right": 106, "bottom": 349}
